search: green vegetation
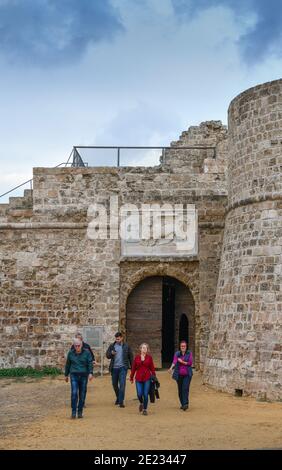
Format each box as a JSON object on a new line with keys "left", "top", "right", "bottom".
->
{"left": 0, "top": 366, "right": 62, "bottom": 378}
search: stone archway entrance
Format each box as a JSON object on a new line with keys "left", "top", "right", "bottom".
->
{"left": 126, "top": 275, "right": 195, "bottom": 368}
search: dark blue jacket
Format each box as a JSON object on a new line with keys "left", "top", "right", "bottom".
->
{"left": 172, "top": 351, "right": 193, "bottom": 381}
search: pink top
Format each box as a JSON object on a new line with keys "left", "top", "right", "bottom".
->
{"left": 172, "top": 351, "right": 193, "bottom": 376}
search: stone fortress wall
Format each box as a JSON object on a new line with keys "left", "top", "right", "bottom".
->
{"left": 0, "top": 79, "right": 281, "bottom": 400}
{"left": 203, "top": 79, "right": 282, "bottom": 400}
{"left": 0, "top": 121, "right": 227, "bottom": 371}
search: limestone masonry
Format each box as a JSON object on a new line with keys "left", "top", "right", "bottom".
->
{"left": 0, "top": 79, "right": 281, "bottom": 400}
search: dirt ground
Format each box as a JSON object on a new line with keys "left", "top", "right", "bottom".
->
{"left": 0, "top": 371, "right": 281, "bottom": 450}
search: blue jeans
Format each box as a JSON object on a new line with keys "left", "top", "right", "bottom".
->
{"left": 111, "top": 367, "right": 127, "bottom": 404}
{"left": 136, "top": 379, "right": 151, "bottom": 410}
{"left": 84, "top": 375, "right": 89, "bottom": 407}
{"left": 70, "top": 374, "right": 88, "bottom": 415}
{"left": 177, "top": 374, "right": 192, "bottom": 407}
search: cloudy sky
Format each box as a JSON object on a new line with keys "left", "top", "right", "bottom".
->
{"left": 0, "top": 0, "right": 282, "bottom": 201}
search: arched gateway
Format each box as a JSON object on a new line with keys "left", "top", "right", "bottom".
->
{"left": 126, "top": 275, "right": 195, "bottom": 368}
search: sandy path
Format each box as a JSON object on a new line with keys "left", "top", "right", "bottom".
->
{"left": 0, "top": 371, "right": 281, "bottom": 450}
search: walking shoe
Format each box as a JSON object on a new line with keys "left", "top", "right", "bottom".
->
{"left": 182, "top": 405, "right": 189, "bottom": 411}
{"left": 71, "top": 414, "right": 76, "bottom": 419}
{"left": 119, "top": 403, "right": 125, "bottom": 408}
{"left": 77, "top": 412, "right": 83, "bottom": 418}
{"left": 142, "top": 410, "right": 148, "bottom": 416}
{"left": 139, "top": 403, "right": 144, "bottom": 412}
{"left": 115, "top": 399, "right": 119, "bottom": 405}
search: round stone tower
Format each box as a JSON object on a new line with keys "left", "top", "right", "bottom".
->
{"left": 203, "top": 79, "right": 282, "bottom": 400}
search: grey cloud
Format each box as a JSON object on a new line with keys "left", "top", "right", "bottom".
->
{"left": 0, "top": 0, "right": 124, "bottom": 66}
{"left": 171, "top": 0, "right": 282, "bottom": 64}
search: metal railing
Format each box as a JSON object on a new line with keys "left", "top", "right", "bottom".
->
{"left": 0, "top": 159, "right": 74, "bottom": 200}
{"left": 0, "top": 145, "right": 217, "bottom": 200}
{"left": 72, "top": 145, "right": 217, "bottom": 167}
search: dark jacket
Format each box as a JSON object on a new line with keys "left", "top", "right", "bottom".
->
{"left": 65, "top": 348, "right": 93, "bottom": 377}
{"left": 106, "top": 342, "right": 133, "bottom": 373}
{"left": 71, "top": 342, "right": 95, "bottom": 362}
{"left": 172, "top": 350, "right": 193, "bottom": 381}
{"left": 149, "top": 375, "right": 160, "bottom": 403}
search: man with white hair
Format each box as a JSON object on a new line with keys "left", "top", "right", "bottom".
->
{"left": 71, "top": 332, "right": 95, "bottom": 362}
{"left": 65, "top": 337, "right": 93, "bottom": 419}
{"left": 71, "top": 332, "right": 96, "bottom": 409}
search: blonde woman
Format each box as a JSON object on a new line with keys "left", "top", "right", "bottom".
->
{"left": 130, "top": 343, "right": 156, "bottom": 415}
